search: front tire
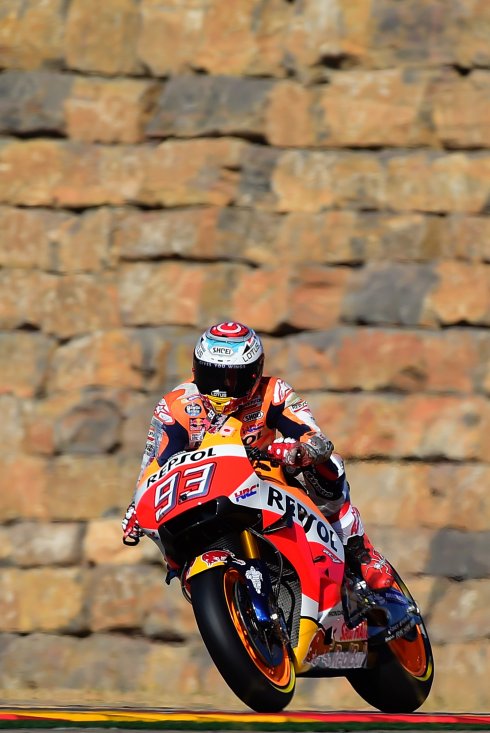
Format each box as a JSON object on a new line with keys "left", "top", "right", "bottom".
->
{"left": 347, "top": 569, "right": 434, "bottom": 713}
{"left": 190, "top": 565, "right": 295, "bottom": 712}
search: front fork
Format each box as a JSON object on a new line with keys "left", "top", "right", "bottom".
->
{"left": 240, "top": 530, "right": 290, "bottom": 646}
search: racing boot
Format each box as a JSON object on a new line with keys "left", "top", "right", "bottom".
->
{"left": 344, "top": 533, "right": 394, "bottom": 590}
{"left": 303, "top": 455, "right": 394, "bottom": 590}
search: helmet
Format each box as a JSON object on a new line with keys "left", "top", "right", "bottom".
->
{"left": 193, "top": 321, "right": 264, "bottom": 414}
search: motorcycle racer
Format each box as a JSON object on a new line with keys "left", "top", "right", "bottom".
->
{"left": 122, "top": 321, "right": 393, "bottom": 590}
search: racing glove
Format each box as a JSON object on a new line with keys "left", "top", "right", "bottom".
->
{"left": 267, "top": 434, "right": 334, "bottom": 467}
{"left": 122, "top": 501, "right": 144, "bottom": 545}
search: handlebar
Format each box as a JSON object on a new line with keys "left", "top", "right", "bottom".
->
{"left": 245, "top": 446, "right": 281, "bottom": 469}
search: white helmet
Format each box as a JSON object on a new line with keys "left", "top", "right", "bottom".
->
{"left": 193, "top": 321, "right": 264, "bottom": 414}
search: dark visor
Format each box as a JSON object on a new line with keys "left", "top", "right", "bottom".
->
{"left": 194, "top": 360, "right": 259, "bottom": 398}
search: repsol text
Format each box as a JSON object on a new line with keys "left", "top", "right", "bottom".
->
{"left": 147, "top": 447, "right": 217, "bottom": 486}
{"left": 267, "top": 486, "right": 339, "bottom": 551}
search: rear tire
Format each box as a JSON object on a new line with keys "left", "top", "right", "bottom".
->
{"left": 190, "top": 565, "right": 295, "bottom": 712}
{"left": 347, "top": 569, "right": 434, "bottom": 713}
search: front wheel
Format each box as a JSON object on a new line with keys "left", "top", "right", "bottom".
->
{"left": 347, "top": 569, "right": 434, "bottom": 713}
{"left": 190, "top": 565, "right": 295, "bottom": 712}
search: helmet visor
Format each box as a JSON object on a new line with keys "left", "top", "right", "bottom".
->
{"left": 194, "top": 360, "right": 261, "bottom": 399}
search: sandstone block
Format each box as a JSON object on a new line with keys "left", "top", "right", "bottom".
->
{"left": 0, "top": 206, "right": 63, "bottom": 270}
{"left": 281, "top": 0, "right": 371, "bottom": 73}
{"left": 280, "top": 328, "right": 490, "bottom": 394}
{"left": 265, "top": 81, "right": 316, "bottom": 147}
{"left": 455, "top": 0, "right": 490, "bottom": 68}
{"left": 362, "top": 1, "right": 458, "bottom": 68}
{"left": 307, "top": 392, "right": 489, "bottom": 461}
{"left": 138, "top": 0, "right": 288, "bottom": 77}
{"left": 0, "top": 269, "right": 56, "bottom": 330}
{"left": 385, "top": 152, "right": 490, "bottom": 214}
{"left": 0, "top": 70, "right": 71, "bottom": 135}
{"left": 119, "top": 261, "right": 249, "bottom": 328}
{"left": 428, "top": 579, "right": 490, "bottom": 644}
{"left": 83, "top": 520, "right": 161, "bottom": 566}
{"left": 423, "top": 528, "right": 490, "bottom": 580}
{"left": 432, "top": 70, "right": 490, "bottom": 149}
{"left": 114, "top": 207, "right": 220, "bottom": 261}
{"left": 42, "top": 274, "right": 121, "bottom": 339}
{"left": 6, "top": 523, "right": 84, "bottom": 567}
{"left": 140, "top": 640, "right": 214, "bottom": 700}
{"left": 0, "top": 568, "right": 85, "bottom": 633}
{"left": 65, "top": 0, "right": 142, "bottom": 75}
{"left": 235, "top": 145, "right": 281, "bottom": 209}
{"left": 0, "top": 395, "right": 26, "bottom": 454}
{"left": 66, "top": 77, "right": 160, "bottom": 144}
{"left": 429, "top": 641, "right": 490, "bottom": 711}
{"left": 114, "top": 206, "right": 280, "bottom": 265}
{"left": 44, "top": 455, "right": 134, "bottom": 520}
{"left": 0, "top": 332, "right": 54, "bottom": 398}
{"left": 139, "top": 138, "right": 244, "bottom": 207}
{"left": 48, "top": 208, "right": 117, "bottom": 273}
{"left": 0, "top": 0, "right": 64, "bottom": 69}
{"left": 422, "top": 262, "right": 490, "bottom": 327}
{"left": 48, "top": 331, "right": 143, "bottom": 393}
{"left": 341, "top": 263, "right": 438, "bottom": 326}
{"left": 271, "top": 150, "right": 385, "bottom": 212}
{"left": 290, "top": 267, "right": 353, "bottom": 330}
{"left": 0, "top": 140, "right": 131, "bottom": 207}
{"left": 53, "top": 397, "right": 122, "bottom": 455}
{"left": 87, "top": 565, "right": 196, "bottom": 639}
{"left": 447, "top": 216, "right": 490, "bottom": 262}
{"left": 0, "top": 206, "right": 115, "bottom": 273}
{"left": 231, "top": 266, "right": 291, "bottom": 332}
{"left": 121, "top": 327, "right": 197, "bottom": 397}
{"left": 146, "top": 76, "right": 273, "bottom": 139}
{"left": 347, "top": 461, "right": 490, "bottom": 532}
{"left": 0, "top": 455, "right": 49, "bottom": 521}
{"left": 316, "top": 68, "right": 434, "bottom": 147}
{"left": 277, "top": 211, "right": 447, "bottom": 264}
{"left": 0, "top": 633, "right": 152, "bottom": 693}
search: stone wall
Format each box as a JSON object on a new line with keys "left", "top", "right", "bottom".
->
{"left": 0, "top": 0, "right": 489, "bottom": 713}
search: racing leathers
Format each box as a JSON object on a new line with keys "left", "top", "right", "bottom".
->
{"left": 124, "top": 376, "right": 393, "bottom": 589}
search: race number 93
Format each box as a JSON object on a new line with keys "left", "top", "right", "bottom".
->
{"left": 154, "top": 462, "right": 216, "bottom": 522}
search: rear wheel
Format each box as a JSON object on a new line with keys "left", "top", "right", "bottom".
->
{"left": 347, "top": 569, "right": 434, "bottom": 713}
{"left": 191, "top": 565, "right": 295, "bottom": 712}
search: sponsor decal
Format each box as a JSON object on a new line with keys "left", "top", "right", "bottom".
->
{"left": 146, "top": 447, "right": 217, "bottom": 486}
{"left": 243, "top": 341, "right": 261, "bottom": 361}
{"left": 290, "top": 399, "right": 308, "bottom": 413}
{"left": 339, "top": 621, "right": 368, "bottom": 642}
{"left": 242, "top": 410, "right": 263, "bottom": 422}
{"left": 241, "top": 395, "right": 262, "bottom": 409}
{"left": 154, "top": 398, "right": 174, "bottom": 425}
{"left": 245, "top": 567, "right": 263, "bottom": 593}
{"left": 322, "top": 546, "right": 343, "bottom": 564}
{"left": 210, "top": 345, "right": 234, "bottom": 355}
{"left": 267, "top": 486, "right": 340, "bottom": 553}
{"left": 202, "top": 550, "right": 231, "bottom": 565}
{"left": 234, "top": 485, "right": 258, "bottom": 502}
{"left": 189, "top": 417, "right": 207, "bottom": 430}
{"left": 211, "top": 389, "right": 227, "bottom": 397}
{"left": 311, "top": 649, "right": 367, "bottom": 670}
{"left": 185, "top": 403, "right": 202, "bottom": 416}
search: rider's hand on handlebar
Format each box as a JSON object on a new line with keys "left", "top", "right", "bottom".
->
{"left": 122, "top": 501, "right": 144, "bottom": 544}
{"left": 267, "top": 438, "right": 312, "bottom": 467}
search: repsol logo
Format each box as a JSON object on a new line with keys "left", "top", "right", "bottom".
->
{"left": 267, "top": 487, "right": 338, "bottom": 551}
{"left": 147, "top": 447, "right": 217, "bottom": 486}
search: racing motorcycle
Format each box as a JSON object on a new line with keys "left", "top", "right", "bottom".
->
{"left": 130, "top": 416, "right": 434, "bottom": 713}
